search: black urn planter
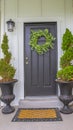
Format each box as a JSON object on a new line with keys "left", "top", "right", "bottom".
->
{"left": 56, "top": 80, "right": 73, "bottom": 114}
{"left": 0, "top": 79, "right": 18, "bottom": 114}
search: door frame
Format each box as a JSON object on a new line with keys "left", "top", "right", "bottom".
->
{"left": 18, "top": 17, "right": 62, "bottom": 98}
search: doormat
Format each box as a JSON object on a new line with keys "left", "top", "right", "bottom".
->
{"left": 12, "top": 108, "right": 62, "bottom": 122}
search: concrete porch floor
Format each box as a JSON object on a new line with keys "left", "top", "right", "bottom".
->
{"left": 0, "top": 106, "right": 73, "bottom": 130}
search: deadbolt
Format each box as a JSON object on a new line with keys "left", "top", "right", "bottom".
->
{"left": 26, "top": 57, "right": 28, "bottom": 60}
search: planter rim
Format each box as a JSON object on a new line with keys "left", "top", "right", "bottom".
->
{"left": 55, "top": 79, "right": 73, "bottom": 84}
{"left": 0, "top": 79, "right": 18, "bottom": 84}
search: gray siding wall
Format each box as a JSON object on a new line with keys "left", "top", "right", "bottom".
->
{"left": 0, "top": 0, "right": 1, "bottom": 43}
{"left": 0, "top": 0, "right": 1, "bottom": 107}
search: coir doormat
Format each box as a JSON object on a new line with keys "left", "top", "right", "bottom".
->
{"left": 12, "top": 108, "right": 62, "bottom": 122}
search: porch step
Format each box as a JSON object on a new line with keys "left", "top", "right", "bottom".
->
{"left": 19, "top": 96, "right": 63, "bottom": 108}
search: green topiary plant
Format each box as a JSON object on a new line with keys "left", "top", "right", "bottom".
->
{"left": 57, "top": 28, "right": 73, "bottom": 81}
{"left": 0, "top": 33, "right": 16, "bottom": 82}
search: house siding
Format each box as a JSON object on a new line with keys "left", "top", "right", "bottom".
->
{"left": 0, "top": 0, "right": 1, "bottom": 43}
{"left": 0, "top": 1, "right": 1, "bottom": 106}
{"left": 0, "top": 0, "right": 73, "bottom": 105}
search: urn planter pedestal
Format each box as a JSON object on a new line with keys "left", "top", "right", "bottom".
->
{"left": 0, "top": 79, "right": 18, "bottom": 114}
{"left": 56, "top": 80, "right": 73, "bottom": 114}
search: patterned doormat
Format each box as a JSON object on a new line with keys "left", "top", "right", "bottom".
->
{"left": 12, "top": 108, "right": 62, "bottom": 122}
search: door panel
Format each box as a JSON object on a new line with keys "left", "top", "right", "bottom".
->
{"left": 24, "top": 22, "right": 57, "bottom": 96}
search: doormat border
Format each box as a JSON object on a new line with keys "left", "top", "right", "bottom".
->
{"left": 12, "top": 108, "right": 62, "bottom": 122}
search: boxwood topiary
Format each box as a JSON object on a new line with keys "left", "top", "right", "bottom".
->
{"left": 0, "top": 33, "right": 16, "bottom": 82}
{"left": 57, "top": 28, "right": 73, "bottom": 81}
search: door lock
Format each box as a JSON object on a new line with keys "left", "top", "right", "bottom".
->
{"left": 26, "top": 57, "right": 28, "bottom": 60}
{"left": 25, "top": 57, "right": 29, "bottom": 64}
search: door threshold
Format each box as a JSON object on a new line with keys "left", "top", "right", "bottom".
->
{"left": 24, "top": 96, "right": 58, "bottom": 101}
{"left": 19, "top": 96, "right": 62, "bottom": 108}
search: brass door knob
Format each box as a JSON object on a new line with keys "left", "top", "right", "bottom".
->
{"left": 26, "top": 61, "right": 28, "bottom": 64}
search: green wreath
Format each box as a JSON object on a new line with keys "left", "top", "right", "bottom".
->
{"left": 29, "top": 29, "right": 55, "bottom": 54}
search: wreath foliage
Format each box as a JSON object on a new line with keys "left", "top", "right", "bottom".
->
{"left": 29, "top": 29, "right": 55, "bottom": 54}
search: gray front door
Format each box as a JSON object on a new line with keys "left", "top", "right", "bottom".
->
{"left": 24, "top": 22, "right": 57, "bottom": 96}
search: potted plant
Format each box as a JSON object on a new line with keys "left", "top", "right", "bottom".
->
{"left": 56, "top": 28, "right": 73, "bottom": 114}
{"left": 0, "top": 33, "right": 18, "bottom": 114}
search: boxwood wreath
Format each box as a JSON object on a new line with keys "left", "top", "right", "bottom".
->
{"left": 29, "top": 29, "right": 55, "bottom": 54}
